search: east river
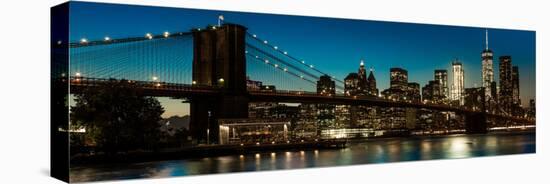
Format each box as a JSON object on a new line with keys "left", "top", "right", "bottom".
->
{"left": 70, "top": 131, "right": 535, "bottom": 182}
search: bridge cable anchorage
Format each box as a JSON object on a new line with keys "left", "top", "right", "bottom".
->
{"left": 246, "top": 52, "right": 317, "bottom": 85}
{"left": 69, "top": 31, "right": 193, "bottom": 48}
{"left": 246, "top": 32, "right": 345, "bottom": 84}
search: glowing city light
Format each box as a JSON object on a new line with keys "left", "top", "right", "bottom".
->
{"left": 152, "top": 76, "right": 158, "bottom": 81}
{"left": 163, "top": 31, "right": 170, "bottom": 38}
{"left": 145, "top": 33, "right": 153, "bottom": 39}
{"left": 80, "top": 38, "right": 88, "bottom": 44}
{"left": 75, "top": 72, "right": 81, "bottom": 77}
{"left": 104, "top": 36, "right": 110, "bottom": 41}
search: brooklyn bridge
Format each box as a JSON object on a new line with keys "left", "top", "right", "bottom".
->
{"left": 53, "top": 23, "right": 534, "bottom": 144}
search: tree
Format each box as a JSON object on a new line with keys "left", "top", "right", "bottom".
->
{"left": 70, "top": 79, "right": 164, "bottom": 154}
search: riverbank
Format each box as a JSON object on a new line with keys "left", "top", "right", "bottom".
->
{"left": 70, "top": 139, "right": 347, "bottom": 165}
{"left": 70, "top": 128, "right": 535, "bottom": 166}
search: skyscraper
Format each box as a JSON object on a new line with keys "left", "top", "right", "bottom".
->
{"left": 512, "top": 66, "right": 520, "bottom": 105}
{"left": 382, "top": 67, "right": 409, "bottom": 101}
{"left": 367, "top": 68, "right": 378, "bottom": 96}
{"left": 344, "top": 73, "right": 359, "bottom": 96}
{"left": 451, "top": 60, "right": 464, "bottom": 105}
{"left": 317, "top": 74, "right": 336, "bottom": 95}
{"left": 344, "top": 59, "right": 378, "bottom": 97}
{"left": 499, "top": 56, "right": 513, "bottom": 114}
{"left": 434, "top": 69, "right": 448, "bottom": 100}
{"left": 390, "top": 68, "right": 408, "bottom": 91}
{"left": 406, "top": 82, "right": 421, "bottom": 103}
{"left": 481, "top": 29, "right": 495, "bottom": 101}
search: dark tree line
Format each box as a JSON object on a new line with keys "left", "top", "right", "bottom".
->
{"left": 70, "top": 79, "right": 164, "bottom": 155}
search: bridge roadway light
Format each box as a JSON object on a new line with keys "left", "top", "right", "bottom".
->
{"left": 75, "top": 72, "right": 81, "bottom": 77}
{"left": 145, "top": 33, "right": 153, "bottom": 39}
{"left": 80, "top": 38, "right": 88, "bottom": 44}
{"left": 163, "top": 31, "right": 170, "bottom": 38}
{"left": 104, "top": 36, "right": 110, "bottom": 41}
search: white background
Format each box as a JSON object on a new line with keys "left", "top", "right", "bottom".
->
{"left": 0, "top": 0, "right": 547, "bottom": 183}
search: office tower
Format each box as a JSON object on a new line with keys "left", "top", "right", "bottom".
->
{"left": 422, "top": 80, "right": 441, "bottom": 103}
{"left": 407, "top": 82, "right": 421, "bottom": 103}
{"left": 512, "top": 66, "right": 520, "bottom": 105}
{"left": 344, "top": 73, "right": 359, "bottom": 96}
{"left": 317, "top": 74, "right": 336, "bottom": 95}
{"left": 499, "top": 56, "right": 513, "bottom": 114}
{"left": 367, "top": 68, "right": 378, "bottom": 96}
{"left": 451, "top": 60, "right": 465, "bottom": 105}
{"left": 481, "top": 29, "right": 495, "bottom": 101}
{"left": 390, "top": 68, "right": 408, "bottom": 91}
{"left": 434, "top": 69, "right": 448, "bottom": 100}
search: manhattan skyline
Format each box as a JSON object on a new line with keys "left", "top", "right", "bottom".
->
{"left": 68, "top": 2, "right": 535, "bottom": 111}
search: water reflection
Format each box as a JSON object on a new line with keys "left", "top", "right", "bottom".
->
{"left": 70, "top": 132, "right": 535, "bottom": 182}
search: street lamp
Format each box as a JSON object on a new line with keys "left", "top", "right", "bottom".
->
{"left": 207, "top": 110, "right": 211, "bottom": 145}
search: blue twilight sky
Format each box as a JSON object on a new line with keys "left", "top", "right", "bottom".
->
{"left": 68, "top": 1, "right": 535, "bottom": 115}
